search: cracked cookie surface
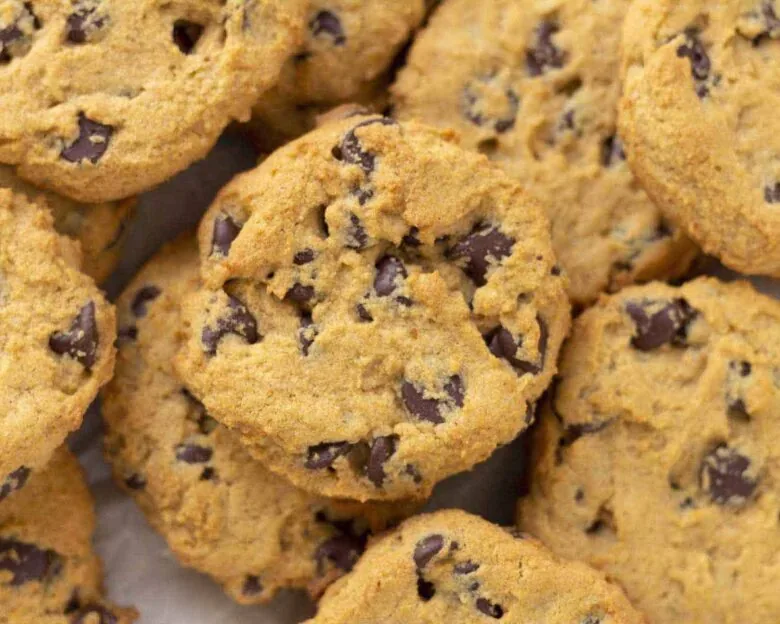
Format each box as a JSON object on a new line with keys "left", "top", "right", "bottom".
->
{"left": 306, "top": 510, "right": 644, "bottom": 624}
{"left": 176, "top": 115, "right": 570, "bottom": 501}
{"left": 0, "top": 188, "right": 115, "bottom": 503}
{"left": 517, "top": 277, "right": 780, "bottom": 623}
{"left": 620, "top": 0, "right": 780, "bottom": 277}
{"left": 392, "top": 0, "right": 697, "bottom": 306}
{"left": 0, "top": 0, "right": 305, "bottom": 202}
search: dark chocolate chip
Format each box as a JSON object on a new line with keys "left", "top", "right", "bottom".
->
{"left": 130, "top": 285, "right": 161, "bottom": 318}
{"left": 367, "top": 435, "right": 397, "bottom": 487}
{"left": 172, "top": 20, "right": 203, "bottom": 54}
{"left": 676, "top": 29, "right": 711, "bottom": 98}
{"left": 201, "top": 295, "right": 259, "bottom": 356}
{"left": 61, "top": 114, "right": 113, "bottom": 164}
{"left": 405, "top": 464, "right": 423, "bottom": 484}
{"left": 402, "top": 227, "right": 421, "bottom": 248}
{"left": 242, "top": 575, "right": 263, "bottom": 596}
{"left": 476, "top": 597, "right": 504, "bottom": 619}
{"left": 526, "top": 20, "right": 567, "bottom": 76}
{"left": 199, "top": 467, "right": 217, "bottom": 481}
{"left": 449, "top": 223, "right": 515, "bottom": 287}
{"left": 417, "top": 575, "right": 436, "bottom": 601}
{"left": 211, "top": 214, "right": 242, "bottom": 256}
{"left": 454, "top": 560, "right": 480, "bottom": 574}
{"left": 626, "top": 298, "right": 697, "bottom": 351}
{"left": 49, "top": 301, "right": 99, "bottom": 369}
{"left": 402, "top": 375, "right": 465, "bottom": 424}
{"left": 345, "top": 213, "right": 368, "bottom": 250}
{"left": 316, "top": 534, "right": 364, "bottom": 573}
{"left": 701, "top": 445, "right": 757, "bottom": 505}
{"left": 70, "top": 605, "right": 118, "bottom": 624}
{"left": 0, "top": 538, "right": 61, "bottom": 586}
{"left": 484, "top": 316, "right": 547, "bottom": 376}
{"left": 285, "top": 283, "right": 315, "bottom": 304}
{"left": 731, "top": 360, "right": 752, "bottom": 377}
{"left": 66, "top": 4, "right": 106, "bottom": 44}
{"left": 305, "top": 442, "right": 352, "bottom": 470}
{"left": 299, "top": 312, "right": 317, "bottom": 356}
{"left": 374, "top": 255, "right": 407, "bottom": 297}
{"left": 0, "top": 3, "right": 38, "bottom": 63}
{"left": 175, "top": 444, "right": 213, "bottom": 464}
{"left": 116, "top": 326, "right": 137, "bottom": 344}
{"left": 356, "top": 303, "right": 373, "bottom": 322}
{"left": 764, "top": 182, "right": 780, "bottom": 203}
{"left": 413, "top": 534, "right": 444, "bottom": 569}
{"left": 332, "top": 117, "right": 396, "bottom": 174}
{"left": 309, "top": 9, "right": 345, "bottom": 45}
{"left": 294, "top": 248, "right": 316, "bottom": 265}
{"left": 601, "top": 135, "right": 626, "bottom": 167}
{"left": 0, "top": 466, "right": 30, "bottom": 502}
{"left": 124, "top": 474, "right": 146, "bottom": 490}
{"left": 462, "top": 78, "right": 520, "bottom": 134}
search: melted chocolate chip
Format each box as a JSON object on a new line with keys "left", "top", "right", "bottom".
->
{"left": 485, "top": 316, "right": 548, "bottom": 376}
{"left": 417, "top": 575, "right": 436, "bottom": 601}
{"left": 49, "top": 301, "right": 99, "bottom": 369}
{"left": 449, "top": 223, "right": 515, "bottom": 286}
{"left": 309, "top": 9, "right": 345, "bottom": 45}
{"left": 61, "top": 114, "right": 113, "bottom": 164}
{"left": 70, "top": 605, "right": 118, "bottom": 624}
{"left": 199, "top": 466, "right": 217, "bottom": 481}
{"left": 305, "top": 442, "right": 352, "bottom": 470}
{"left": 601, "top": 135, "right": 626, "bottom": 167}
{"left": 332, "top": 117, "right": 396, "bottom": 174}
{"left": 345, "top": 213, "right": 368, "bottom": 250}
{"left": 462, "top": 78, "right": 520, "bottom": 134}
{"left": 0, "top": 3, "right": 38, "bottom": 63}
{"left": 0, "top": 538, "right": 61, "bottom": 586}
{"left": 242, "top": 575, "right": 263, "bottom": 596}
{"left": 626, "top": 298, "right": 697, "bottom": 351}
{"left": 476, "top": 597, "right": 504, "bottom": 619}
{"left": 402, "top": 227, "right": 422, "bottom": 248}
{"left": 402, "top": 375, "right": 465, "bottom": 424}
{"left": 175, "top": 444, "right": 212, "bottom": 464}
{"left": 124, "top": 473, "right": 146, "bottom": 490}
{"left": 294, "top": 248, "right": 316, "bottom": 265}
{"left": 701, "top": 446, "right": 757, "bottom": 505}
{"left": 316, "top": 534, "right": 363, "bottom": 572}
{"left": 299, "top": 312, "right": 317, "bottom": 356}
{"left": 130, "top": 285, "right": 161, "bottom": 318}
{"left": 201, "top": 295, "right": 259, "bottom": 356}
{"left": 526, "top": 21, "right": 567, "bottom": 76}
{"left": 676, "top": 29, "right": 711, "bottom": 98}
{"left": 172, "top": 20, "right": 203, "bottom": 54}
{"left": 211, "top": 214, "right": 242, "bottom": 256}
{"left": 66, "top": 3, "right": 106, "bottom": 44}
{"left": 0, "top": 466, "right": 30, "bottom": 502}
{"left": 765, "top": 182, "right": 780, "bottom": 203}
{"left": 367, "top": 435, "right": 397, "bottom": 487}
{"left": 374, "top": 255, "right": 407, "bottom": 297}
{"left": 413, "top": 534, "right": 444, "bottom": 569}
{"left": 285, "top": 283, "right": 315, "bottom": 304}
{"left": 454, "top": 561, "right": 480, "bottom": 574}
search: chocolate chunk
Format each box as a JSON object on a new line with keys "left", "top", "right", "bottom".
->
{"left": 367, "top": 435, "right": 398, "bottom": 487}
{"left": 526, "top": 21, "right": 567, "bottom": 76}
{"left": 402, "top": 375, "right": 465, "bottom": 424}
{"left": 416, "top": 575, "right": 436, "bottom": 601}
{"left": 201, "top": 295, "right": 259, "bottom": 356}
{"left": 70, "top": 605, "right": 118, "bottom": 624}
{"left": 49, "top": 301, "right": 99, "bottom": 369}
{"left": 476, "top": 597, "right": 504, "bottom": 619}
{"left": 405, "top": 464, "right": 423, "bottom": 484}
{"left": 175, "top": 444, "right": 212, "bottom": 464}
{"left": 0, "top": 466, "right": 30, "bottom": 502}
{"left": 0, "top": 3, "right": 38, "bottom": 62}
{"left": 374, "top": 255, "right": 407, "bottom": 297}
{"left": 242, "top": 575, "right": 263, "bottom": 596}
{"left": 294, "top": 248, "right": 316, "bottom": 265}
{"left": 413, "top": 534, "right": 444, "bottom": 569}
{"left": 285, "top": 283, "right": 315, "bottom": 304}
{"left": 676, "top": 29, "right": 711, "bottom": 98}
{"left": 345, "top": 213, "right": 368, "bottom": 250}
{"left": 449, "top": 223, "right": 515, "bottom": 286}
{"left": 765, "top": 182, "right": 780, "bottom": 203}
{"left": 601, "top": 135, "right": 626, "bottom": 167}
{"left": 309, "top": 9, "right": 345, "bottom": 45}
{"left": 0, "top": 538, "right": 61, "bottom": 586}
{"left": 299, "top": 312, "right": 317, "bottom": 356}
{"left": 462, "top": 78, "right": 520, "bottom": 134}
{"left": 124, "top": 474, "right": 146, "bottom": 490}
{"left": 172, "top": 20, "right": 203, "bottom": 54}
{"left": 701, "top": 446, "right": 757, "bottom": 505}
{"left": 130, "top": 285, "right": 161, "bottom": 318}
{"left": 316, "top": 534, "right": 363, "bottom": 572}
{"left": 402, "top": 227, "right": 422, "bottom": 248}
{"left": 484, "top": 316, "right": 548, "bottom": 376}
{"left": 356, "top": 303, "right": 373, "bottom": 322}
{"left": 211, "top": 214, "right": 242, "bottom": 256}
{"left": 332, "top": 117, "right": 396, "bottom": 174}
{"left": 454, "top": 561, "right": 480, "bottom": 574}
{"left": 305, "top": 442, "right": 352, "bottom": 470}
{"left": 66, "top": 3, "right": 106, "bottom": 44}
{"left": 61, "top": 114, "right": 113, "bottom": 164}
{"left": 626, "top": 298, "right": 697, "bottom": 351}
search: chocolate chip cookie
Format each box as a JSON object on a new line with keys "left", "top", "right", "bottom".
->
{"left": 249, "top": 0, "right": 426, "bottom": 149}
{"left": 620, "top": 0, "right": 780, "bottom": 277}
{"left": 176, "top": 115, "right": 570, "bottom": 502}
{"left": 0, "top": 164, "right": 133, "bottom": 282}
{"left": 0, "top": 447, "right": 137, "bottom": 623}
{"left": 0, "top": 0, "right": 306, "bottom": 203}
{"left": 306, "top": 510, "right": 644, "bottom": 623}
{"left": 518, "top": 277, "right": 780, "bottom": 623}
{"left": 103, "top": 236, "right": 413, "bottom": 604}
{"left": 0, "top": 188, "right": 116, "bottom": 503}
{"left": 391, "top": 0, "right": 698, "bottom": 306}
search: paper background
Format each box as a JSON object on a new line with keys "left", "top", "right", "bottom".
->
{"left": 68, "top": 132, "right": 780, "bottom": 624}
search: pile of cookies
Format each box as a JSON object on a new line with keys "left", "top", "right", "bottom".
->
{"left": 0, "top": 0, "right": 777, "bottom": 622}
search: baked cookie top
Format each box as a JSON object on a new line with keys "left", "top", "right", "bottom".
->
{"left": 518, "top": 277, "right": 780, "bottom": 623}
{"left": 306, "top": 510, "right": 644, "bottom": 624}
{"left": 0, "top": 188, "right": 115, "bottom": 502}
{"left": 0, "top": 447, "right": 136, "bottom": 624}
{"left": 176, "top": 115, "right": 570, "bottom": 501}
{"left": 620, "top": 0, "right": 780, "bottom": 277}
{"left": 392, "top": 0, "right": 697, "bottom": 306}
{"left": 103, "top": 236, "right": 412, "bottom": 605}
{"left": 0, "top": 0, "right": 305, "bottom": 202}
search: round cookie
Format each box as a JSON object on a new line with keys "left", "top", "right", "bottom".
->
{"left": 391, "top": 0, "right": 698, "bottom": 306}
{"left": 0, "top": 188, "right": 116, "bottom": 502}
{"left": 248, "top": 0, "right": 427, "bottom": 150}
{"left": 176, "top": 115, "right": 570, "bottom": 502}
{"left": 0, "top": 447, "right": 137, "bottom": 623}
{"left": 0, "top": 0, "right": 306, "bottom": 203}
{"left": 517, "top": 277, "right": 780, "bottom": 622}
{"left": 305, "top": 510, "right": 644, "bottom": 623}
{"left": 103, "top": 236, "right": 414, "bottom": 604}
{"left": 0, "top": 165, "right": 133, "bottom": 283}
{"left": 620, "top": 0, "right": 780, "bottom": 277}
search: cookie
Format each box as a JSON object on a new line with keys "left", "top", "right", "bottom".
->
{"left": 0, "top": 165, "right": 133, "bottom": 283}
{"left": 103, "top": 236, "right": 414, "bottom": 604}
{"left": 248, "top": 0, "right": 427, "bottom": 150}
{"left": 176, "top": 115, "right": 570, "bottom": 502}
{"left": 0, "top": 188, "right": 116, "bottom": 502}
{"left": 0, "top": 0, "right": 306, "bottom": 203}
{"left": 306, "top": 509, "right": 644, "bottom": 623}
{"left": 620, "top": 0, "right": 780, "bottom": 277}
{"left": 517, "top": 277, "right": 780, "bottom": 622}
{"left": 0, "top": 447, "right": 136, "bottom": 623}
{"left": 391, "top": 0, "right": 698, "bottom": 306}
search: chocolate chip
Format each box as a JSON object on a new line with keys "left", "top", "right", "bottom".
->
{"left": 49, "top": 301, "right": 99, "bottom": 369}
{"left": 402, "top": 375, "right": 465, "bottom": 424}
{"left": 701, "top": 446, "right": 757, "bottom": 505}
{"left": 476, "top": 597, "right": 504, "bottom": 619}
{"left": 345, "top": 213, "right": 368, "bottom": 250}
{"left": 405, "top": 464, "right": 423, "bottom": 484}
{"left": 402, "top": 227, "right": 422, "bottom": 248}
{"left": 305, "top": 442, "right": 352, "bottom": 470}
{"left": 765, "top": 182, "right": 780, "bottom": 203}
{"left": 676, "top": 29, "right": 711, "bottom": 98}
{"left": 294, "top": 248, "right": 316, "bottom": 265}
{"left": 316, "top": 534, "right": 363, "bottom": 572}
{"left": 367, "top": 435, "right": 398, "bottom": 487}
{"left": 0, "top": 538, "right": 61, "bottom": 586}
{"left": 242, "top": 575, "right": 263, "bottom": 596}
{"left": 299, "top": 312, "right": 317, "bottom": 356}
{"left": 172, "top": 20, "right": 203, "bottom": 54}
{"left": 199, "top": 467, "right": 217, "bottom": 481}
{"left": 413, "top": 535, "right": 444, "bottom": 569}
{"left": 117, "top": 326, "right": 137, "bottom": 344}
{"left": 356, "top": 303, "right": 373, "bottom": 322}
{"left": 449, "top": 223, "right": 514, "bottom": 286}
{"left": 285, "top": 283, "right": 315, "bottom": 304}
{"left": 61, "top": 114, "right": 113, "bottom": 164}
{"left": 201, "top": 295, "right": 259, "bottom": 356}
{"left": 601, "top": 135, "right": 626, "bottom": 167}
{"left": 732, "top": 360, "right": 752, "bottom": 377}
{"left": 124, "top": 474, "right": 146, "bottom": 490}
{"left": 0, "top": 466, "right": 30, "bottom": 502}
{"left": 211, "top": 214, "right": 242, "bottom": 257}
{"left": 626, "top": 298, "right": 697, "bottom": 351}
{"left": 485, "top": 316, "right": 547, "bottom": 376}
{"left": 130, "top": 285, "right": 161, "bottom": 318}
{"left": 417, "top": 576, "right": 436, "bottom": 601}
{"left": 66, "top": 3, "right": 106, "bottom": 44}
{"left": 0, "top": 3, "right": 38, "bottom": 63}
{"left": 454, "top": 561, "right": 480, "bottom": 574}
{"left": 374, "top": 255, "right": 407, "bottom": 296}
{"left": 70, "top": 605, "right": 117, "bottom": 624}
{"left": 526, "top": 21, "right": 567, "bottom": 76}
{"left": 309, "top": 9, "right": 345, "bottom": 45}
{"left": 175, "top": 444, "right": 213, "bottom": 464}
{"left": 462, "top": 78, "right": 520, "bottom": 134}
{"left": 332, "top": 117, "right": 396, "bottom": 174}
